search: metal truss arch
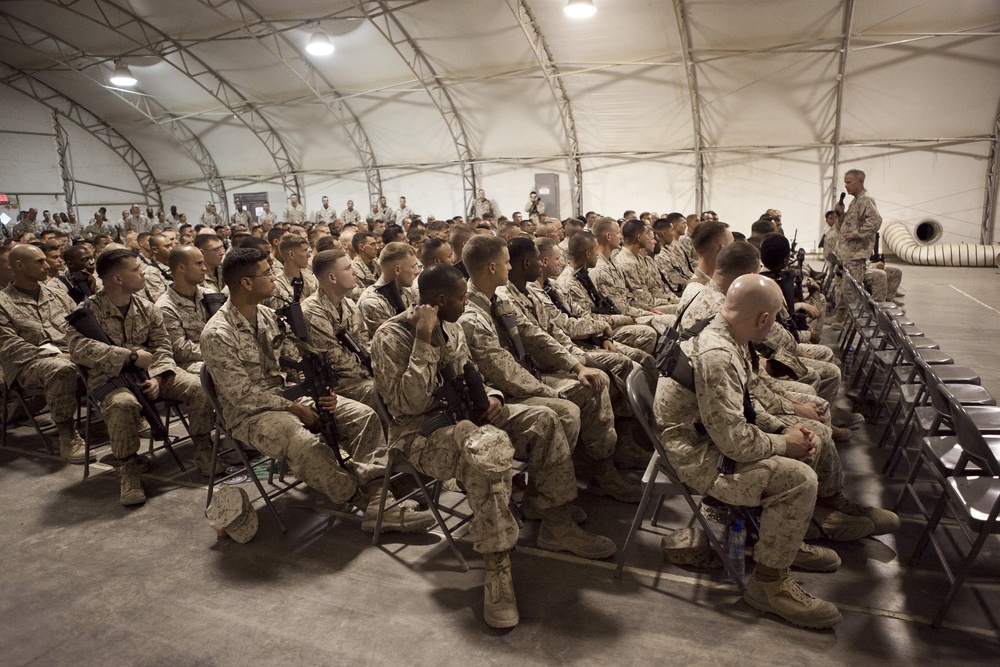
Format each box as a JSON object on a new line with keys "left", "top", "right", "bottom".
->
{"left": 42, "top": 0, "right": 301, "bottom": 214}
{"left": 830, "top": 0, "right": 856, "bottom": 214}
{"left": 190, "top": 0, "right": 382, "bottom": 203}
{"left": 504, "top": 0, "right": 583, "bottom": 217}
{"left": 672, "top": 0, "right": 706, "bottom": 214}
{"left": 0, "top": 61, "right": 162, "bottom": 211}
{"left": 981, "top": 97, "right": 1000, "bottom": 245}
{"left": 357, "top": 0, "right": 478, "bottom": 213}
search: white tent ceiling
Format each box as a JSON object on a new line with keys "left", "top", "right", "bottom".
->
{"left": 1, "top": 0, "right": 998, "bottom": 247}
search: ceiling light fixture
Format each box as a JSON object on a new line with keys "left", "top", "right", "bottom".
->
{"left": 109, "top": 60, "right": 137, "bottom": 86}
{"left": 564, "top": 0, "right": 597, "bottom": 19}
{"left": 306, "top": 27, "right": 335, "bottom": 56}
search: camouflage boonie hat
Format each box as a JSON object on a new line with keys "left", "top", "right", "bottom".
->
{"left": 661, "top": 527, "right": 723, "bottom": 569}
{"left": 207, "top": 487, "right": 258, "bottom": 544}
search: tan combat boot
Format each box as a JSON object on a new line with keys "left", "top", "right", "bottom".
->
{"left": 537, "top": 505, "right": 616, "bottom": 559}
{"left": 579, "top": 454, "right": 642, "bottom": 503}
{"left": 792, "top": 543, "right": 841, "bottom": 573}
{"left": 817, "top": 492, "right": 900, "bottom": 536}
{"left": 360, "top": 480, "right": 436, "bottom": 533}
{"left": 119, "top": 456, "right": 147, "bottom": 506}
{"left": 56, "top": 422, "right": 92, "bottom": 464}
{"left": 483, "top": 552, "right": 519, "bottom": 629}
{"left": 744, "top": 565, "right": 842, "bottom": 629}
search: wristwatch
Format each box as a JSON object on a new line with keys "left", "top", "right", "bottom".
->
{"left": 128, "top": 349, "right": 138, "bottom": 364}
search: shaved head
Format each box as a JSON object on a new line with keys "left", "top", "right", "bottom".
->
{"left": 721, "top": 274, "right": 784, "bottom": 344}
{"left": 9, "top": 243, "right": 44, "bottom": 265}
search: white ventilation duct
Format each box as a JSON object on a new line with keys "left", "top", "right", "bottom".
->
{"left": 881, "top": 220, "right": 1000, "bottom": 268}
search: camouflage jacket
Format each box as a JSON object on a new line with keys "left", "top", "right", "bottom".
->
{"left": 204, "top": 266, "right": 224, "bottom": 294}
{"left": 142, "top": 259, "right": 172, "bottom": 303}
{"left": 270, "top": 267, "right": 318, "bottom": 308}
{"left": 372, "top": 313, "right": 501, "bottom": 450}
{"left": 590, "top": 253, "right": 646, "bottom": 318}
{"left": 67, "top": 290, "right": 176, "bottom": 390}
{"left": 300, "top": 290, "right": 373, "bottom": 384}
{"left": 351, "top": 256, "right": 379, "bottom": 291}
{"left": 653, "top": 314, "right": 787, "bottom": 493}
{"left": 155, "top": 285, "right": 212, "bottom": 369}
{"left": 283, "top": 204, "right": 307, "bottom": 224}
{"left": 357, "top": 277, "right": 415, "bottom": 338}
{"left": 529, "top": 280, "right": 605, "bottom": 342}
{"left": 555, "top": 265, "right": 636, "bottom": 329}
{"left": 839, "top": 189, "right": 882, "bottom": 261}
{"left": 0, "top": 282, "right": 76, "bottom": 383}
{"left": 201, "top": 301, "right": 295, "bottom": 443}
{"left": 459, "top": 282, "right": 576, "bottom": 400}
{"left": 499, "top": 282, "right": 587, "bottom": 361}
{"left": 613, "top": 248, "right": 677, "bottom": 311}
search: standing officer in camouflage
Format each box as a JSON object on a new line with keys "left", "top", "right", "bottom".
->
{"left": 283, "top": 194, "right": 308, "bottom": 225}
{"left": 834, "top": 169, "right": 882, "bottom": 321}
{"left": 372, "top": 263, "right": 616, "bottom": 628}
{"left": 67, "top": 249, "right": 216, "bottom": 505}
{"left": 0, "top": 244, "right": 89, "bottom": 463}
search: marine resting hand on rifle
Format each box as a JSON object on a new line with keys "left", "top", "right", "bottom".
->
{"left": 288, "top": 393, "right": 338, "bottom": 430}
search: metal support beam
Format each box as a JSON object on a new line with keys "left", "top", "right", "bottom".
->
{"left": 0, "top": 15, "right": 224, "bottom": 213}
{"left": 42, "top": 0, "right": 303, "bottom": 214}
{"left": 981, "top": 98, "right": 1000, "bottom": 245}
{"left": 52, "top": 111, "right": 77, "bottom": 216}
{"left": 192, "top": 0, "right": 382, "bottom": 204}
{"left": 672, "top": 0, "right": 705, "bottom": 213}
{"left": 358, "top": 0, "right": 477, "bottom": 213}
{"left": 0, "top": 61, "right": 162, "bottom": 211}
{"left": 504, "top": 0, "right": 583, "bottom": 216}
{"left": 830, "top": 0, "right": 856, "bottom": 216}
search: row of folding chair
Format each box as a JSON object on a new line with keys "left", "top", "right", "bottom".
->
{"left": 834, "top": 270, "right": 1000, "bottom": 626}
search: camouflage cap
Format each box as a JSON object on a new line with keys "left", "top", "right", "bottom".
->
{"left": 206, "top": 486, "right": 258, "bottom": 544}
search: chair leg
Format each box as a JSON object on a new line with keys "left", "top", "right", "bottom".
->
{"left": 909, "top": 489, "right": 950, "bottom": 565}
{"left": 893, "top": 450, "right": 925, "bottom": 512}
{"left": 206, "top": 429, "right": 222, "bottom": 510}
{"left": 409, "top": 471, "right": 470, "bottom": 572}
{"left": 614, "top": 454, "right": 659, "bottom": 579}
{"left": 371, "top": 461, "right": 395, "bottom": 546}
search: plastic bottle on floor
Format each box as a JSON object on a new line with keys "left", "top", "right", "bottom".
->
{"left": 726, "top": 516, "right": 746, "bottom": 584}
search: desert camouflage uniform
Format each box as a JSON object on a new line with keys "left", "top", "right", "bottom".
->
{"left": 461, "top": 283, "right": 616, "bottom": 461}
{"left": 204, "top": 266, "right": 224, "bottom": 294}
{"left": 392, "top": 206, "right": 415, "bottom": 225}
{"left": 201, "top": 301, "right": 384, "bottom": 498}
{"left": 155, "top": 285, "right": 212, "bottom": 374}
{"left": 300, "top": 290, "right": 376, "bottom": 409}
{"left": 314, "top": 206, "right": 337, "bottom": 225}
{"left": 373, "top": 313, "right": 576, "bottom": 554}
{"left": 66, "top": 291, "right": 212, "bottom": 460}
{"left": 124, "top": 214, "right": 151, "bottom": 234}
{"left": 838, "top": 189, "right": 882, "bottom": 307}
{"left": 654, "top": 244, "right": 689, "bottom": 294}
{"left": 373, "top": 205, "right": 394, "bottom": 224}
{"left": 341, "top": 208, "right": 361, "bottom": 225}
{"left": 357, "top": 277, "right": 415, "bottom": 338}
{"left": 555, "top": 265, "right": 659, "bottom": 354}
{"left": 259, "top": 211, "right": 278, "bottom": 227}
{"left": 0, "top": 283, "right": 79, "bottom": 423}
{"left": 268, "top": 267, "right": 318, "bottom": 308}
{"left": 654, "top": 315, "right": 844, "bottom": 569}
{"left": 142, "top": 259, "right": 171, "bottom": 303}
{"left": 199, "top": 211, "right": 221, "bottom": 228}
{"left": 283, "top": 203, "right": 308, "bottom": 224}
{"left": 351, "top": 255, "right": 379, "bottom": 292}
{"left": 612, "top": 248, "right": 677, "bottom": 312}
{"left": 591, "top": 254, "right": 674, "bottom": 332}
{"left": 761, "top": 319, "right": 841, "bottom": 405}
{"left": 84, "top": 219, "right": 123, "bottom": 242}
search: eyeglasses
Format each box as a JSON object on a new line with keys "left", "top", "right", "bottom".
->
{"left": 244, "top": 273, "right": 273, "bottom": 280}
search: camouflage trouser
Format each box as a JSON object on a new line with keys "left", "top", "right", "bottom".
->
{"left": 403, "top": 403, "right": 576, "bottom": 554}
{"left": 838, "top": 258, "right": 866, "bottom": 308}
{"left": 612, "top": 323, "right": 657, "bottom": 354}
{"left": 799, "top": 343, "right": 836, "bottom": 364}
{"left": 885, "top": 265, "right": 903, "bottom": 300}
{"left": 636, "top": 314, "right": 675, "bottom": 334}
{"left": 337, "top": 378, "right": 377, "bottom": 414}
{"left": 179, "top": 361, "right": 204, "bottom": 378}
{"left": 582, "top": 348, "right": 639, "bottom": 417}
{"left": 707, "top": 457, "right": 818, "bottom": 570}
{"left": 768, "top": 416, "right": 843, "bottom": 498}
{"left": 801, "top": 356, "right": 841, "bottom": 405}
{"left": 16, "top": 356, "right": 78, "bottom": 424}
{"left": 531, "top": 371, "right": 617, "bottom": 461}
{"left": 100, "top": 368, "right": 213, "bottom": 460}
{"left": 865, "top": 267, "right": 888, "bottom": 302}
{"left": 243, "top": 394, "right": 384, "bottom": 502}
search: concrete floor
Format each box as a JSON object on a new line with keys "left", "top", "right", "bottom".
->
{"left": 2, "top": 261, "right": 999, "bottom": 666}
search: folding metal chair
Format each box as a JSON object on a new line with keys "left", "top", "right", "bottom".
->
{"left": 1, "top": 379, "right": 57, "bottom": 454}
{"left": 77, "top": 365, "right": 191, "bottom": 479}
{"left": 614, "top": 366, "right": 756, "bottom": 591}
{"left": 201, "top": 365, "right": 302, "bottom": 532}
{"left": 909, "top": 385, "right": 1000, "bottom": 628}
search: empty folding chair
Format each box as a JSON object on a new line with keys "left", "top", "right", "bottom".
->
{"left": 201, "top": 365, "right": 302, "bottom": 532}
{"left": 909, "top": 385, "right": 1000, "bottom": 628}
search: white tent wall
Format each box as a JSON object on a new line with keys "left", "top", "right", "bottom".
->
{"left": 579, "top": 154, "right": 698, "bottom": 221}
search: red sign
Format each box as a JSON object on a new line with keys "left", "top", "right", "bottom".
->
{"left": 0, "top": 194, "right": 9, "bottom": 205}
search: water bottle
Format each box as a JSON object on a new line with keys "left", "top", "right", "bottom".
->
{"left": 726, "top": 517, "right": 746, "bottom": 584}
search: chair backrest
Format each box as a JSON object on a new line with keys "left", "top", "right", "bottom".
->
{"left": 199, "top": 364, "right": 226, "bottom": 428}
{"left": 371, "top": 387, "right": 393, "bottom": 432}
{"left": 918, "top": 356, "right": 951, "bottom": 425}
{"left": 890, "top": 319, "right": 920, "bottom": 384}
{"left": 624, "top": 366, "right": 681, "bottom": 483}
{"left": 938, "top": 384, "right": 1000, "bottom": 476}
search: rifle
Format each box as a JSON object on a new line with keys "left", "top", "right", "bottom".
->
{"left": 335, "top": 328, "right": 372, "bottom": 374}
{"left": 541, "top": 280, "right": 572, "bottom": 317}
{"left": 453, "top": 259, "right": 469, "bottom": 279}
{"left": 375, "top": 280, "right": 407, "bottom": 315}
{"left": 420, "top": 324, "right": 491, "bottom": 436}
{"left": 201, "top": 292, "right": 227, "bottom": 318}
{"left": 273, "top": 300, "right": 349, "bottom": 468}
{"left": 65, "top": 304, "right": 168, "bottom": 440}
{"left": 789, "top": 228, "right": 798, "bottom": 254}
{"left": 60, "top": 270, "right": 93, "bottom": 304}
{"left": 870, "top": 231, "right": 884, "bottom": 263}
{"left": 490, "top": 298, "right": 542, "bottom": 379}
{"left": 573, "top": 267, "right": 620, "bottom": 315}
